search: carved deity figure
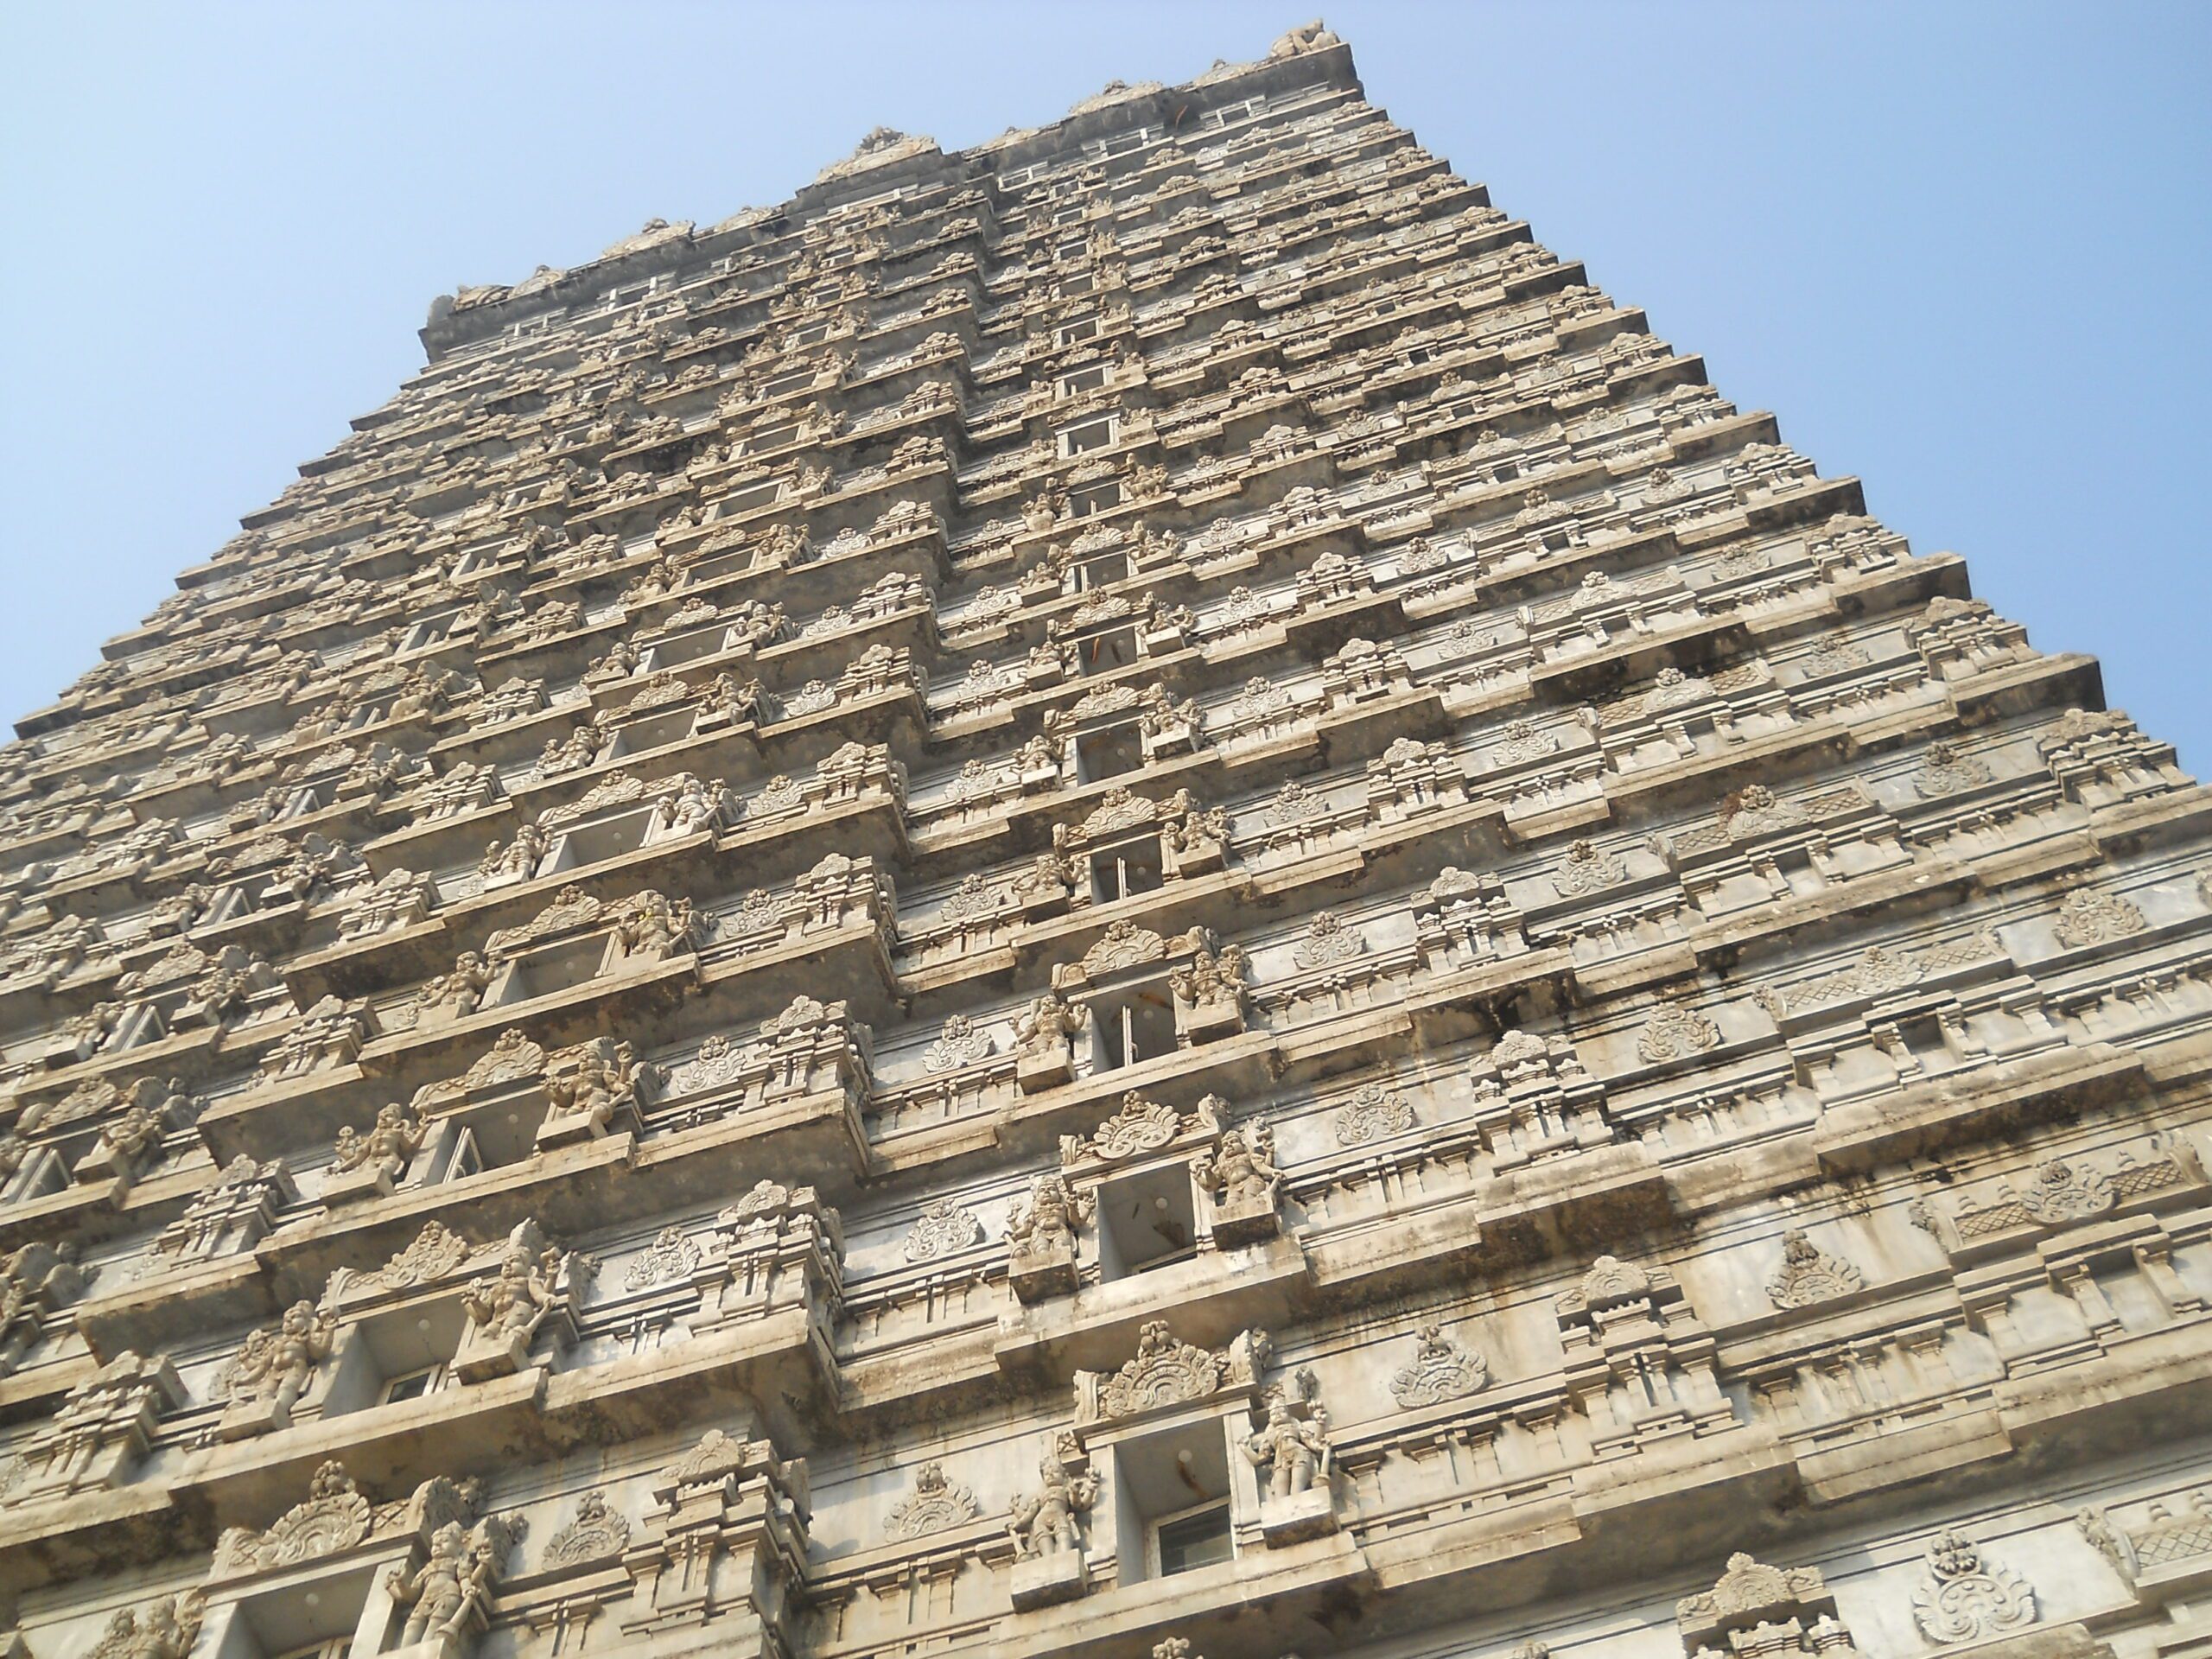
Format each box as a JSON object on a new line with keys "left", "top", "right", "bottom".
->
{"left": 1014, "top": 991, "right": 1084, "bottom": 1056}
{"left": 1169, "top": 944, "right": 1248, "bottom": 1007}
{"left": 544, "top": 1038, "right": 643, "bottom": 1130}
{"left": 86, "top": 1592, "right": 203, "bottom": 1659}
{"left": 582, "top": 641, "right": 642, "bottom": 687}
{"left": 224, "top": 1300, "right": 336, "bottom": 1413}
{"left": 662, "top": 775, "right": 727, "bottom": 836}
{"left": 1013, "top": 853, "right": 1076, "bottom": 903}
{"left": 333, "top": 1103, "right": 426, "bottom": 1180}
{"left": 536, "top": 723, "right": 602, "bottom": 777}
{"left": 1243, "top": 1398, "right": 1331, "bottom": 1498}
{"left": 1008, "top": 1455, "right": 1098, "bottom": 1558}
{"left": 0, "top": 1242, "right": 73, "bottom": 1345}
{"left": 420, "top": 952, "right": 491, "bottom": 1021}
{"left": 1007, "top": 1173, "right": 1090, "bottom": 1263}
{"left": 1193, "top": 1123, "right": 1278, "bottom": 1211}
{"left": 98, "top": 1103, "right": 168, "bottom": 1168}
{"left": 703, "top": 673, "right": 765, "bottom": 724}
{"left": 461, "top": 1232, "right": 559, "bottom": 1342}
{"left": 614, "top": 891, "right": 693, "bottom": 957}
{"left": 479, "top": 823, "right": 547, "bottom": 883}
{"left": 387, "top": 1520, "right": 494, "bottom": 1645}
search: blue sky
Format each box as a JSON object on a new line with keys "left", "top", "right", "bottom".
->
{"left": 3, "top": 3, "right": 2206, "bottom": 763}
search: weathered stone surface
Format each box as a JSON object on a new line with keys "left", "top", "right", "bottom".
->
{"left": 0, "top": 23, "right": 2204, "bottom": 1659}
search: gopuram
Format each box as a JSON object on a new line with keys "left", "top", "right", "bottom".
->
{"left": 0, "top": 21, "right": 2206, "bottom": 1659}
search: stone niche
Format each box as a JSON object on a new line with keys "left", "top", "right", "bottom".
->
{"left": 1070, "top": 1324, "right": 1340, "bottom": 1587}
{"left": 315, "top": 1218, "right": 588, "bottom": 1411}
{"left": 1027, "top": 1091, "right": 1286, "bottom": 1300}
{"left": 1675, "top": 1550, "right": 1862, "bottom": 1659}
{"left": 189, "top": 1462, "right": 517, "bottom": 1659}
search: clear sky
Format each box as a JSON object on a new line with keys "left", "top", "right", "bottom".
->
{"left": 3, "top": 3, "right": 2206, "bottom": 763}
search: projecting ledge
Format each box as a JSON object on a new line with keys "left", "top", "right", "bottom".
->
{"left": 957, "top": 1521, "right": 1371, "bottom": 1659}
{"left": 994, "top": 1232, "right": 1310, "bottom": 1381}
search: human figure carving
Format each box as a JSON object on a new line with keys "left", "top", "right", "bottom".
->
{"left": 614, "top": 891, "right": 694, "bottom": 957}
{"left": 662, "top": 775, "right": 728, "bottom": 836}
{"left": 0, "top": 1243, "right": 66, "bottom": 1340}
{"left": 1008, "top": 1454, "right": 1098, "bottom": 1558}
{"left": 333, "top": 1103, "right": 425, "bottom": 1181}
{"left": 545, "top": 1038, "right": 644, "bottom": 1132}
{"left": 1243, "top": 1397, "right": 1331, "bottom": 1498}
{"left": 461, "top": 1229, "right": 560, "bottom": 1344}
{"left": 420, "top": 952, "right": 491, "bottom": 1021}
{"left": 1007, "top": 1173, "right": 1090, "bottom": 1263}
{"left": 223, "top": 1300, "right": 336, "bottom": 1415}
{"left": 1193, "top": 1122, "right": 1278, "bottom": 1211}
{"left": 703, "top": 673, "right": 765, "bottom": 723}
{"left": 86, "top": 1592, "right": 203, "bottom": 1659}
{"left": 1169, "top": 944, "right": 1248, "bottom": 1007}
{"left": 479, "top": 823, "right": 547, "bottom": 883}
{"left": 1015, "top": 991, "right": 1084, "bottom": 1056}
{"left": 536, "top": 722, "right": 602, "bottom": 777}
{"left": 386, "top": 1519, "right": 495, "bottom": 1645}
{"left": 97, "top": 1103, "right": 167, "bottom": 1169}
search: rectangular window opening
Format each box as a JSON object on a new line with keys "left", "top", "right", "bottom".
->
{"left": 1061, "top": 415, "right": 1116, "bottom": 456}
{"left": 1156, "top": 1502, "right": 1235, "bottom": 1575}
{"left": 1085, "top": 979, "right": 1174, "bottom": 1072}
{"left": 1096, "top": 1161, "right": 1198, "bottom": 1278}
{"left": 1074, "top": 720, "right": 1144, "bottom": 784}
{"left": 1070, "top": 481, "right": 1125, "bottom": 519}
{"left": 1114, "top": 1422, "right": 1235, "bottom": 1585}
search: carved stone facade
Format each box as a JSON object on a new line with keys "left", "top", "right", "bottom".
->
{"left": 0, "top": 23, "right": 2202, "bottom": 1659}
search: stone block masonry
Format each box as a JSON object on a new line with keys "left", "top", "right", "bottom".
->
{"left": 0, "top": 20, "right": 2208, "bottom": 1659}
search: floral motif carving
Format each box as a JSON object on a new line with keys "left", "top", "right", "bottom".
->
{"left": 1914, "top": 741, "right": 1993, "bottom": 798}
{"left": 376, "top": 1221, "right": 471, "bottom": 1289}
{"left": 923, "top": 1013, "right": 993, "bottom": 1072}
{"left": 666, "top": 1032, "right": 745, "bottom": 1095}
{"left": 2054, "top": 886, "right": 2147, "bottom": 949}
{"left": 2017, "top": 1157, "right": 2116, "bottom": 1224}
{"left": 1551, "top": 838, "right": 1626, "bottom": 898}
{"left": 1333, "top": 1081, "right": 1414, "bottom": 1146}
{"left": 1576, "top": 1254, "right": 1651, "bottom": 1307}
{"left": 1798, "top": 637, "right": 1871, "bottom": 677}
{"left": 721, "top": 1178, "right": 798, "bottom": 1229}
{"left": 1676, "top": 1550, "right": 1837, "bottom": 1632}
{"left": 622, "top": 1225, "right": 702, "bottom": 1290}
{"left": 1292, "top": 911, "right": 1366, "bottom": 969}
{"left": 542, "top": 1490, "right": 630, "bottom": 1568}
{"left": 664, "top": 1427, "right": 747, "bottom": 1485}
{"left": 1910, "top": 1529, "right": 2036, "bottom": 1645}
{"left": 463, "top": 1027, "right": 548, "bottom": 1091}
{"left": 1389, "top": 1324, "right": 1486, "bottom": 1408}
{"left": 220, "top": 1460, "right": 374, "bottom": 1571}
{"left": 1066, "top": 1090, "right": 1221, "bottom": 1165}
{"left": 1491, "top": 719, "right": 1557, "bottom": 766}
{"left": 1096, "top": 1321, "right": 1235, "bottom": 1418}
{"left": 902, "top": 1198, "right": 984, "bottom": 1262}
{"left": 1262, "top": 779, "right": 1323, "bottom": 827}
{"left": 1636, "top": 1002, "right": 1720, "bottom": 1064}
{"left": 883, "top": 1461, "right": 979, "bottom": 1540}
{"left": 1722, "top": 783, "right": 1806, "bottom": 837}
{"left": 939, "top": 872, "right": 1007, "bottom": 924}
{"left": 1764, "top": 1230, "right": 1865, "bottom": 1309}
{"left": 1081, "top": 919, "right": 1167, "bottom": 975}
